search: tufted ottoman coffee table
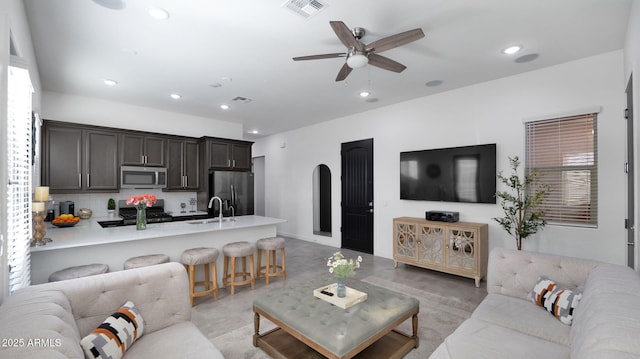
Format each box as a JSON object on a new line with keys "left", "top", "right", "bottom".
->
{"left": 253, "top": 276, "right": 419, "bottom": 358}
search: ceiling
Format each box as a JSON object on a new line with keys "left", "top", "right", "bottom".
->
{"left": 22, "top": 0, "right": 631, "bottom": 139}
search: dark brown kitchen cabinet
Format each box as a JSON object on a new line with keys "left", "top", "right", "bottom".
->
{"left": 166, "top": 138, "right": 199, "bottom": 190}
{"left": 203, "top": 139, "right": 252, "bottom": 171}
{"left": 42, "top": 121, "right": 119, "bottom": 193}
{"left": 120, "top": 133, "right": 165, "bottom": 166}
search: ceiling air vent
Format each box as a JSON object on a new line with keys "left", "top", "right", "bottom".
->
{"left": 282, "top": 0, "right": 328, "bottom": 19}
{"left": 232, "top": 96, "right": 252, "bottom": 104}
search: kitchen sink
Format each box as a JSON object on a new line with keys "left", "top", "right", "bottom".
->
{"left": 188, "top": 218, "right": 236, "bottom": 224}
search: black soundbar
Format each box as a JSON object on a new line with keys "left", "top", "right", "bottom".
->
{"left": 426, "top": 211, "right": 459, "bottom": 223}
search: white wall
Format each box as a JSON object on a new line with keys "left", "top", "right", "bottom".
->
{"left": 624, "top": 0, "right": 640, "bottom": 81}
{"left": 42, "top": 91, "right": 243, "bottom": 140}
{"left": 254, "top": 50, "right": 627, "bottom": 265}
{"left": 253, "top": 156, "right": 266, "bottom": 216}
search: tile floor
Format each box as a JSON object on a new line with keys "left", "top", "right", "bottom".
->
{"left": 190, "top": 236, "right": 488, "bottom": 358}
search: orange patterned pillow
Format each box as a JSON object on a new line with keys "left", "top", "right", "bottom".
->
{"left": 80, "top": 301, "right": 145, "bottom": 359}
{"left": 531, "top": 276, "right": 581, "bottom": 325}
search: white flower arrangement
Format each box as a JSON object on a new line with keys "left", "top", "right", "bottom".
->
{"left": 326, "top": 251, "right": 363, "bottom": 279}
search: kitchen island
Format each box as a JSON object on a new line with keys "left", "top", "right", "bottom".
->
{"left": 30, "top": 215, "right": 286, "bottom": 284}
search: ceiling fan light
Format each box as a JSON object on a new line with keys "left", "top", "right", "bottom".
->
{"left": 347, "top": 54, "right": 368, "bottom": 69}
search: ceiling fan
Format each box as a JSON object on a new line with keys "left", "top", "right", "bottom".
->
{"left": 293, "top": 21, "right": 425, "bottom": 81}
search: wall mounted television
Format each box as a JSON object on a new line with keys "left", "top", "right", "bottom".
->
{"left": 400, "top": 143, "right": 497, "bottom": 204}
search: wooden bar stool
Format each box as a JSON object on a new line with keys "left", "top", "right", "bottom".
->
{"left": 182, "top": 247, "right": 219, "bottom": 306}
{"left": 123, "top": 254, "right": 170, "bottom": 269}
{"left": 256, "top": 237, "right": 286, "bottom": 285}
{"left": 48, "top": 264, "right": 109, "bottom": 282}
{"left": 222, "top": 241, "right": 255, "bottom": 295}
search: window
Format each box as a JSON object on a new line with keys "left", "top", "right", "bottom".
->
{"left": 525, "top": 113, "right": 597, "bottom": 226}
{"left": 6, "top": 65, "right": 33, "bottom": 294}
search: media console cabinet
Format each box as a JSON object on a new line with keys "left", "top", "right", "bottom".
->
{"left": 393, "top": 217, "right": 488, "bottom": 287}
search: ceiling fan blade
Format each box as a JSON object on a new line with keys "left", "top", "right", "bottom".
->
{"left": 366, "top": 28, "right": 425, "bottom": 53}
{"left": 293, "top": 53, "right": 346, "bottom": 61}
{"left": 368, "top": 53, "right": 406, "bottom": 73}
{"left": 335, "top": 63, "right": 353, "bottom": 81}
{"left": 330, "top": 21, "right": 364, "bottom": 51}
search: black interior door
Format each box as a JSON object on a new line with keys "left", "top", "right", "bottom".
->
{"left": 341, "top": 139, "right": 374, "bottom": 254}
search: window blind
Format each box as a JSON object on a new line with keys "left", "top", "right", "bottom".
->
{"left": 7, "top": 65, "right": 33, "bottom": 293}
{"left": 525, "top": 113, "right": 597, "bottom": 226}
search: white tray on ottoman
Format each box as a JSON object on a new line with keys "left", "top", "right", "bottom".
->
{"left": 313, "top": 283, "right": 368, "bottom": 309}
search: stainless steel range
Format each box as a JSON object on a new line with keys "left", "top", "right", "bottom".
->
{"left": 118, "top": 199, "right": 173, "bottom": 225}
{"left": 98, "top": 199, "right": 173, "bottom": 228}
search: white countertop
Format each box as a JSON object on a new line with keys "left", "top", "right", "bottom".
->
{"left": 32, "top": 215, "right": 286, "bottom": 252}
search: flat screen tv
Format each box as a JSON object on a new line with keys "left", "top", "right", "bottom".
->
{"left": 400, "top": 143, "right": 496, "bottom": 203}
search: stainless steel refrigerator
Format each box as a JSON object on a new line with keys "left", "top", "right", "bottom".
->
{"left": 208, "top": 170, "right": 254, "bottom": 217}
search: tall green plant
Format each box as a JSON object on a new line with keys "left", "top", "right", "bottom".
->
{"left": 493, "top": 156, "right": 548, "bottom": 250}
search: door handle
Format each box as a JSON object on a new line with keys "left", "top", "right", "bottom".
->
{"left": 369, "top": 209, "right": 374, "bottom": 213}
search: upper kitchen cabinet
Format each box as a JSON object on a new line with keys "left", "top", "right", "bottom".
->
{"left": 120, "top": 133, "right": 165, "bottom": 166}
{"left": 202, "top": 138, "right": 253, "bottom": 171}
{"left": 42, "top": 121, "right": 119, "bottom": 193}
{"left": 166, "top": 138, "right": 199, "bottom": 191}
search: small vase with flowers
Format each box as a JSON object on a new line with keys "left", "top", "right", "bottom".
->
{"left": 126, "top": 194, "right": 157, "bottom": 230}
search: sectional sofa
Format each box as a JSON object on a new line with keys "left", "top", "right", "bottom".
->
{"left": 0, "top": 262, "right": 223, "bottom": 358}
{"left": 430, "top": 247, "right": 640, "bottom": 359}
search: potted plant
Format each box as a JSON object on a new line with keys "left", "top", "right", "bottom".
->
{"left": 493, "top": 156, "right": 548, "bottom": 250}
{"left": 107, "top": 198, "right": 116, "bottom": 216}
{"left": 326, "top": 251, "right": 362, "bottom": 298}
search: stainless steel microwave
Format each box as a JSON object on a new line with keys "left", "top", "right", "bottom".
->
{"left": 120, "top": 166, "right": 167, "bottom": 189}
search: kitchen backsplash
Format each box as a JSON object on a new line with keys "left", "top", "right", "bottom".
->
{"left": 50, "top": 190, "right": 201, "bottom": 218}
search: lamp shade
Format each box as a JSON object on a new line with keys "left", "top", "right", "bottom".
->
{"left": 346, "top": 53, "right": 368, "bottom": 69}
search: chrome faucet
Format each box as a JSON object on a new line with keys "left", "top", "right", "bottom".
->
{"left": 230, "top": 206, "right": 235, "bottom": 221}
{"left": 208, "top": 196, "right": 223, "bottom": 222}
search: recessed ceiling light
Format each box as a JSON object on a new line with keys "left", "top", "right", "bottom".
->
{"left": 502, "top": 45, "right": 522, "bottom": 55}
{"left": 103, "top": 79, "right": 118, "bottom": 86}
{"left": 148, "top": 7, "right": 170, "bottom": 20}
{"left": 170, "top": 93, "right": 181, "bottom": 99}
{"left": 220, "top": 104, "right": 230, "bottom": 110}
{"left": 359, "top": 91, "right": 370, "bottom": 98}
{"left": 209, "top": 82, "right": 222, "bottom": 88}
{"left": 425, "top": 80, "right": 443, "bottom": 87}
{"left": 248, "top": 130, "right": 259, "bottom": 135}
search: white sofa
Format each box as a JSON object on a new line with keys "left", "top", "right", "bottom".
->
{"left": 431, "top": 247, "right": 640, "bottom": 359}
{"left": 0, "top": 262, "right": 223, "bottom": 358}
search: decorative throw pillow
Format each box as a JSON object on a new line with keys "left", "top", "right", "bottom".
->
{"left": 531, "top": 276, "right": 581, "bottom": 325}
{"left": 80, "top": 301, "right": 145, "bottom": 359}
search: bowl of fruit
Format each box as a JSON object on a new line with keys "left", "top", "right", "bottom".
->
{"left": 52, "top": 214, "right": 81, "bottom": 227}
